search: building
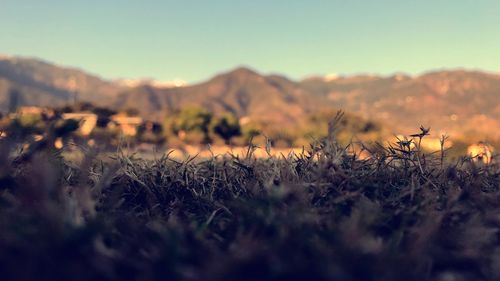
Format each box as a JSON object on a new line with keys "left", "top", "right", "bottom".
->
{"left": 110, "top": 115, "right": 143, "bottom": 137}
{"left": 62, "top": 113, "right": 98, "bottom": 136}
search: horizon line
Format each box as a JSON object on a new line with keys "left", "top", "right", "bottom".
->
{"left": 2, "top": 52, "right": 500, "bottom": 85}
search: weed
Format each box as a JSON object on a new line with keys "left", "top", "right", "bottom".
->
{"left": 0, "top": 120, "right": 498, "bottom": 281}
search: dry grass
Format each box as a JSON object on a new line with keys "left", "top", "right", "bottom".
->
{"left": 0, "top": 121, "right": 499, "bottom": 281}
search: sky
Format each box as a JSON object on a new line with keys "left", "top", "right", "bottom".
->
{"left": 1, "top": 0, "right": 499, "bottom": 83}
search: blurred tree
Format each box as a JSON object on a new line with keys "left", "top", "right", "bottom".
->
{"left": 211, "top": 114, "right": 241, "bottom": 145}
{"left": 304, "top": 110, "right": 385, "bottom": 146}
{"left": 137, "top": 121, "right": 164, "bottom": 144}
{"left": 53, "top": 119, "right": 80, "bottom": 137}
{"left": 18, "top": 114, "right": 42, "bottom": 128}
{"left": 171, "top": 107, "right": 213, "bottom": 144}
{"left": 92, "top": 107, "right": 116, "bottom": 128}
{"left": 241, "top": 127, "right": 261, "bottom": 144}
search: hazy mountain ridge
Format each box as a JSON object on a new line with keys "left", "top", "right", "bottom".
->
{"left": 113, "top": 67, "right": 318, "bottom": 126}
{"left": 0, "top": 55, "right": 498, "bottom": 139}
{"left": 0, "top": 56, "right": 123, "bottom": 106}
{"left": 300, "top": 70, "right": 500, "bottom": 138}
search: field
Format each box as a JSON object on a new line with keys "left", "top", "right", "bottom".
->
{"left": 0, "top": 122, "right": 499, "bottom": 281}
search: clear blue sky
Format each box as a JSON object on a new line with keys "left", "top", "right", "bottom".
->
{"left": 1, "top": 0, "right": 499, "bottom": 82}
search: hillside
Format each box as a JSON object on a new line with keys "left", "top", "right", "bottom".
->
{"left": 117, "top": 68, "right": 500, "bottom": 138}
{"left": 0, "top": 55, "right": 123, "bottom": 110}
{"left": 301, "top": 71, "right": 500, "bottom": 138}
{"left": 115, "top": 67, "right": 318, "bottom": 126}
{"left": 1, "top": 55, "right": 498, "bottom": 139}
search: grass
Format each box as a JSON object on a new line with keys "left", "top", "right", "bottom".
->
{"left": 0, "top": 120, "right": 499, "bottom": 281}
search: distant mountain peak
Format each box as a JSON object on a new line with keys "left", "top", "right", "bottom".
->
{"left": 208, "top": 67, "right": 264, "bottom": 84}
{"left": 324, "top": 73, "right": 340, "bottom": 81}
{"left": 114, "top": 78, "right": 187, "bottom": 88}
{"left": 0, "top": 54, "right": 13, "bottom": 60}
{"left": 223, "top": 66, "right": 260, "bottom": 77}
{"left": 0, "top": 55, "right": 498, "bottom": 139}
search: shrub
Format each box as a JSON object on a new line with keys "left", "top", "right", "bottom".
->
{"left": 211, "top": 113, "right": 241, "bottom": 145}
{"left": 169, "top": 107, "right": 213, "bottom": 144}
{"left": 0, "top": 115, "right": 498, "bottom": 281}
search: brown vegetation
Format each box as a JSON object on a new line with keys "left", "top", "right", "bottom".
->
{"left": 0, "top": 118, "right": 498, "bottom": 280}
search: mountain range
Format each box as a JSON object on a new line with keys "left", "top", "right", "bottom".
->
{"left": 0, "top": 55, "right": 498, "bottom": 139}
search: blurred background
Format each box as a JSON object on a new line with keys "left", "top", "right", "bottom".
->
{"left": 0, "top": 0, "right": 498, "bottom": 158}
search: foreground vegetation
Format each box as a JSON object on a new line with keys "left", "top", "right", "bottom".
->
{"left": 0, "top": 118, "right": 498, "bottom": 281}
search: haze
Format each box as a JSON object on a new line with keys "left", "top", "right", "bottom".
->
{"left": 1, "top": 0, "right": 499, "bottom": 82}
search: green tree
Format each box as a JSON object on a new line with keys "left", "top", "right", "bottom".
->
{"left": 172, "top": 107, "right": 213, "bottom": 143}
{"left": 211, "top": 114, "right": 241, "bottom": 145}
{"left": 137, "top": 122, "right": 164, "bottom": 144}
